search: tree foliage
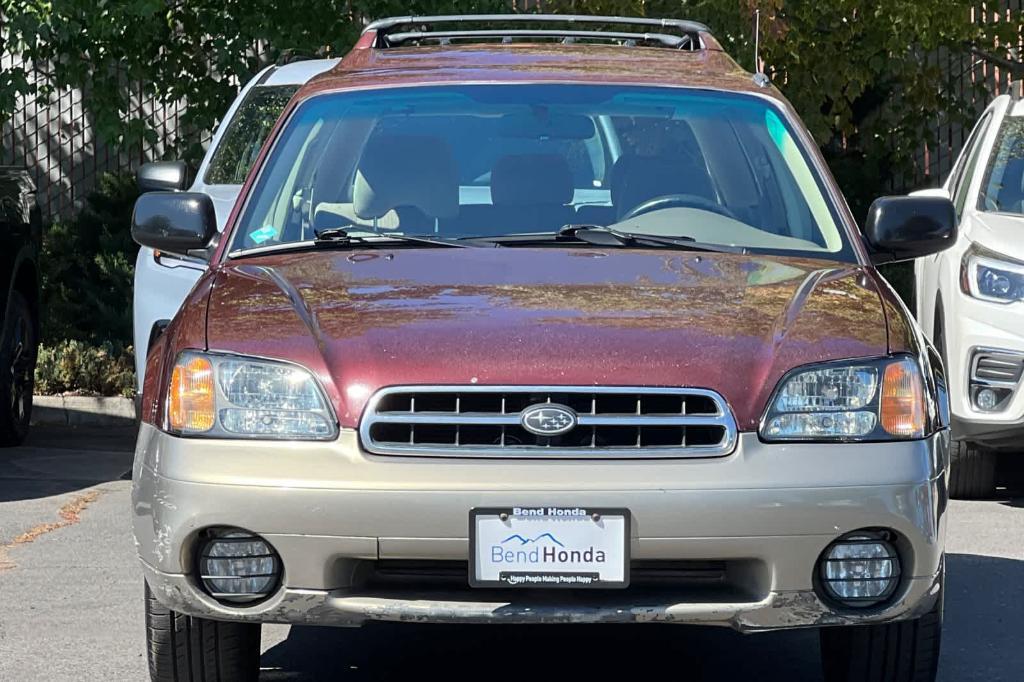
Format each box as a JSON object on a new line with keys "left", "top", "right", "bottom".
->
{"left": 670, "top": 0, "right": 1021, "bottom": 215}
{"left": 1, "top": 1, "right": 1021, "bottom": 214}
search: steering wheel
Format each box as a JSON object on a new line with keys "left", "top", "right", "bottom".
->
{"left": 620, "top": 193, "right": 738, "bottom": 221}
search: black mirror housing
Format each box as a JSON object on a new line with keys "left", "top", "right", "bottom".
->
{"left": 137, "top": 161, "right": 191, "bottom": 192}
{"left": 132, "top": 192, "right": 217, "bottom": 256}
{"left": 864, "top": 196, "right": 957, "bottom": 264}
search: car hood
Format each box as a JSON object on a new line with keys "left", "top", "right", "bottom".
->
{"left": 967, "top": 210, "right": 1024, "bottom": 258}
{"left": 206, "top": 248, "right": 889, "bottom": 430}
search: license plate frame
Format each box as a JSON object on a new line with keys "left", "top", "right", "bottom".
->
{"left": 468, "top": 507, "right": 630, "bottom": 589}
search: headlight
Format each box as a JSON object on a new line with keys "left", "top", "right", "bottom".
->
{"left": 961, "top": 245, "right": 1024, "bottom": 304}
{"left": 167, "top": 351, "right": 337, "bottom": 439}
{"left": 760, "top": 356, "right": 926, "bottom": 441}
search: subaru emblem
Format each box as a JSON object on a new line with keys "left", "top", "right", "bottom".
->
{"left": 520, "top": 404, "right": 578, "bottom": 436}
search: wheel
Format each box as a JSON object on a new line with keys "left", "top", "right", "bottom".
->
{"left": 948, "top": 439, "right": 997, "bottom": 499}
{"left": 819, "top": 567, "right": 943, "bottom": 682}
{"left": 145, "top": 582, "right": 261, "bottom": 682}
{"left": 932, "top": 303, "right": 998, "bottom": 499}
{"left": 0, "top": 291, "right": 36, "bottom": 446}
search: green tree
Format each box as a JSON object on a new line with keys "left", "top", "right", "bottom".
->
{"left": 678, "top": 1, "right": 1018, "bottom": 216}
{"left": 0, "top": 0, "right": 504, "bottom": 159}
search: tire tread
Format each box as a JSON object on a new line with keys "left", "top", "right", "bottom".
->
{"left": 820, "top": 598, "right": 942, "bottom": 682}
{"left": 949, "top": 439, "right": 996, "bottom": 499}
{"left": 145, "top": 582, "right": 260, "bottom": 682}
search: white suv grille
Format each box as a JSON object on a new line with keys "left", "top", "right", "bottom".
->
{"left": 359, "top": 386, "right": 737, "bottom": 458}
{"left": 971, "top": 350, "right": 1024, "bottom": 385}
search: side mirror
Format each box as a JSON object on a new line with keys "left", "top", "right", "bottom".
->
{"left": 132, "top": 192, "right": 217, "bottom": 257}
{"left": 136, "top": 161, "right": 191, "bottom": 192}
{"left": 863, "top": 196, "right": 957, "bottom": 264}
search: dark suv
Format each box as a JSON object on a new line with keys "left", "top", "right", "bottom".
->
{"left": 131, "top": 15, "right": 958, "bottom": 682}
{"left": 0, "top": 167, "right": 39, "bottom": 446}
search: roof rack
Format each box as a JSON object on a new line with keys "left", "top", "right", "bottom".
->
{"left": 363, "top": 14, "right": 710, "bottom": 50}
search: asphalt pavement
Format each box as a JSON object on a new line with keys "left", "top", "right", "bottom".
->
{"left": 0, "top": 425, "right": 1021, "bottom": 681}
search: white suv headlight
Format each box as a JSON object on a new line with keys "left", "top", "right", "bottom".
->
{"left": 961, "top": 244, "right": 1024, "bottom": 304}
{"left": 760, "top": 356, "right": 926, "bottom": 441}
{"left": 166, "top": 351, "right": 337, "bottom": 439}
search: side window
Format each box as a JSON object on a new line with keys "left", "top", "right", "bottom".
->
{"left": 204, "top": 85, "right": 298, "bottom": 185}
{"left": 952, "top": 112, "right": 994, "bottom": 218}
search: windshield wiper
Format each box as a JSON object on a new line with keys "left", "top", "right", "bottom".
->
{"left": 459, "top": 225, "right": 744, "bottom": 253}
{"left": 558, "top": 225, "right": 747, "bottom": 253}
{"left": 313, "top": 228, "right": 470, "bottom": 248}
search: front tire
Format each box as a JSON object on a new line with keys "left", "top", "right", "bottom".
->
{"left": 948, "top": 439, "right": 997, "bottom": 499}
{"left": 145, "top": 582, "right": 261, "bottom": 682}
{"left": 933, "top": 303, "right": 998, "bottom": 499}
{"left": 819, "top": 572, "right": 943, "bottom": 682}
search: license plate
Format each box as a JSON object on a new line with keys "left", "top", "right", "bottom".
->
{"left": 469, "top": 507, "right": 630, "bottom": 588}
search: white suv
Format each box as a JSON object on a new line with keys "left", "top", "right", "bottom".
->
{"left": 915, "top": 92, "right": 1024, "bottom": 498}
{"left": 132, "top": 58, "right": 337, "bottom": 391}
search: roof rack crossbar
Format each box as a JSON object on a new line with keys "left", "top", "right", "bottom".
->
{"left": 385, "top": 29, "right": 690, "bottom": 49}
{"left": 364, "top": 14, "right": 710, "bottom": 48}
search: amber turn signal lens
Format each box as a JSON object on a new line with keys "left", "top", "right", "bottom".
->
{"left": 880, "top": 359, "right": 925, "bottom": 438}
{"left": 168, "top": 354, "right": 215, "bottom": 433}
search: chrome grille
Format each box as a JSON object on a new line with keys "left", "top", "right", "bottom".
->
{"left": 971, "top": 349, "right": 1024, "bottom": 385}
{"left": 359, "top": 386, "right": 737, "bottom": 458}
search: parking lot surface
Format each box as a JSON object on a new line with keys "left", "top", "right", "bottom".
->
{"left": 1, "top": 426, "right": 1021, "bottom": 681}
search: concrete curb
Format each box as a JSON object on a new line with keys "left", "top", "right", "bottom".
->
{"left": 31, "top": 395, "right": 137, "bottom": 427}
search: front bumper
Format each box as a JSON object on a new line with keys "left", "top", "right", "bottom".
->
{"left": 133, "top": 423, "right": 948, "bottom": 632}
{"left": 945, "top": 290, "right": 1024, "bottom": 447}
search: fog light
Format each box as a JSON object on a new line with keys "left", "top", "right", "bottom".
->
{"left": 975, "top": 388, "right": 999, "bottom": 411}
{"left": 820, "top": 534, "right": 900, "bottom": 607}
{"left": 198, "top": 529, "right": 280, "bottom": 604}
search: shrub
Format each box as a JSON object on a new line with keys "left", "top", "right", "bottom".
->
{"left": 34, "top": 340, "right": 135, "bottom": 398}
{"left": 39, "top": 172, "right": 139, "bottom": 346}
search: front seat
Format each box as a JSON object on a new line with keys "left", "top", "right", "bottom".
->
{"left": 352, "top": 134, "right": 459, "bottom": 233}
{"left": 486, "top": 154, "right": 574, "bottom": 234}
{"left": 610, "top": 153, "right": 717, "bottom": 221}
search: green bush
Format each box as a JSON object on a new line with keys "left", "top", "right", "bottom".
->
{"left": 879, "top": 262, "right": 915, "bottom": 310}
{"left": 35, "top": 340, "right": 136, "bottom": 397}
{"left": 39, "top": 172, "right": 139, "bottom": 346}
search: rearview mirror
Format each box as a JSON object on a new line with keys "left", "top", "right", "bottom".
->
{"left": 137, "top": 161, "right": 191, "bottom": 192}
{"left": 132, "top": 192, "right": 216, "bottom": 257}
{"left": 496, "top": 112, "right": 596, "bottom": 140}
{"left": 863, "top": 196, "right": 957, "bottom": 264}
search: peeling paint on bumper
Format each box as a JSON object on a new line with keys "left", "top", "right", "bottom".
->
{"left": 139, "top": 559, "right": 942, "bottom": 633}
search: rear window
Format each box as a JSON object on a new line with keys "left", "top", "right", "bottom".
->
{"left": 203, "top": 85, "right": 298, "bottom": 185}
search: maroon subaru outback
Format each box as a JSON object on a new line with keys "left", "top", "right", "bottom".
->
{"left": 131, "top": 15, "right": 956, "bottom": 682}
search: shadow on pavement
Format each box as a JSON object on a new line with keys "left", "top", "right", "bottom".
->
{"left": 941, "top": 553, "right": 1024, "bottom": 681}
{"left": 0, "top": 424, "right": 137, "bottom": 503}
{"left": 261, "top": 621, "right": 820, "bottom": 681}
{"left": 259, "top": 553, "right": 1024, "bottom": 681}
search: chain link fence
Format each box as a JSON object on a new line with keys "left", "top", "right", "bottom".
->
{"left": 917, "top": 1, "right": 1024, "bottom": 189}
{"left": 0, "top": 53, "right": 196, "bottom": 219}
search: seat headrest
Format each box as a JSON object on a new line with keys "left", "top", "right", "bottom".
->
{"left": 491, "top": 154, "right": 573, "bottom": 207}
{"left": 610, "top": 153, "right": 715, "bottom": 219}
{"left": 353, "top": 135, "right": 459, "bottom": 220}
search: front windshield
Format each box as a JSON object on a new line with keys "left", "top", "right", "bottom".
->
{"left": 204, "top": 85, "right": 298, "bottom": 185}
{"left": 979, "top": 116, "right": 1024, "bottom": 215}
{"left": 231, "top": 84, "right": 851, "bottom": 259}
